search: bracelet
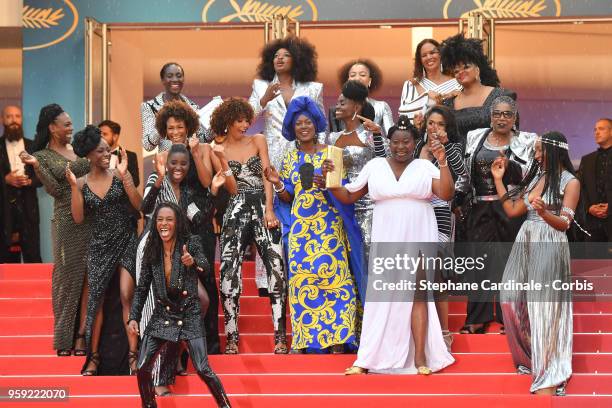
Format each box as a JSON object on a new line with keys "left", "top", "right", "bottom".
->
{"left": 439, "top": 160, "right": 448, "bottom": 167}
{"left": 223, "top": 169, "right": 233, "bottom": 177}
{"left": 273, "top": 182, "right": 285, "bottom": 193}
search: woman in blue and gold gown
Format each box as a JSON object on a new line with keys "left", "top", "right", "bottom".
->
{"left": 265, "top": 96, "right": 363, "bottom": 353}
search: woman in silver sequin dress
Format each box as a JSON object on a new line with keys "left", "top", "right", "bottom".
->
{"left": 326, "top": 81, "right": 387, "bottom": 300}
{"left": 492, "top": 131, "right": 578, "bottom": 395}
{"left": 337, "top": 59, "right": 394, "bottom": 135}
{"left": 248, "top": 37, "right": 323, "bottom": 294}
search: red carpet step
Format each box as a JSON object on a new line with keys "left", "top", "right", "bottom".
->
{"left": 1, "top": 262, "right": 610, "bottom": 407}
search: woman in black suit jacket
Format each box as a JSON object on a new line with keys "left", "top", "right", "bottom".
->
{"left": 128, "top": 202, "right": 231, "bottom": 408}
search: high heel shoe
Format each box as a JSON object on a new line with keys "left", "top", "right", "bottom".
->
{"left": 344, "top": 366, "right": 367, "bottom": 375}
{"left": 128, "top": 350, "right": 138, "bottom": 375}
{"left": 81, "top": 352, "right": 100, "bottom": 376}
{"left": 274, "top": 332, "right": 288, "bottom": 354}
{"left": 225, "top": 340, "right": 239, "bottom": 355}
{"left": 442, "top": 330, "right": 453, "bottom": 352}
{"left": 73, "top": 334, "right": 87, "bottom": 357}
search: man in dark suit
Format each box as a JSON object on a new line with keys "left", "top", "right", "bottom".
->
{"left": 0, "top": 105, "right": 42, "bottom": 263}
{"left": 98, "top": 119, "right": 140, "bottom": 187}
{"left": 577, "top": 118, "right": 612, "bottom": 242}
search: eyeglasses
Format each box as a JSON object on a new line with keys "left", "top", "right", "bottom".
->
{"left": 452, "top": 63, "right": 474, "bottom": 75}
{"left": 492, "top": 110, "right": 515, "bottom": 119}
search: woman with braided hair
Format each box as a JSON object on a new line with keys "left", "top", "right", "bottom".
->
{"left": 19, "top": 105, "right": 91, "bottom": 357}
{"left": 492, "top": 131, "right": 579, "bottom": 395}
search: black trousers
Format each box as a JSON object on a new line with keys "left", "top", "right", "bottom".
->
{"left": 137, "top": 335, "right": 230, "bottom": 408}
{"left": 199, "top": 228, "right": 220, "bottom": 354}
{"left": 0, "top": 198, "right": 41, "bottom": 263}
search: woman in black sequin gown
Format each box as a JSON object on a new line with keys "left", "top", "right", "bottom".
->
{"left": 68, "top": 125, "right": 142, "bottom": 375}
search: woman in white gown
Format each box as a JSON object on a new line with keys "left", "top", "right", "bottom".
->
{"left": 321, "top": 116, "right": 455, "bottom": 375}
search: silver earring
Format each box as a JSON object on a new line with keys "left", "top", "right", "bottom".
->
{"left": 352, "top": 111, "right": 357, "bottom": 121}
{"left": 422, "top": 68, "right": 426, "bottom": 78}
{"left": 224, "top": 127, "right": 228, "bottom": 134}
{"left": 440, "top": 62, "right": 444, "bottom": 73}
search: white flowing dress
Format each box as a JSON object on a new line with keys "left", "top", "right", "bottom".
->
{"left": 346, "top": 157, "right": 455, "bottom": 374}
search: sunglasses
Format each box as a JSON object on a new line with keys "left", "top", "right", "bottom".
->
{"left": 492, "top": 110, "right": 515, "bottom": 119}
{"left": 452, "top": 63, "right": 474, "bottom": 75}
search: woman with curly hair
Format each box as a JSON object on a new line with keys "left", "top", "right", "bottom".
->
{"left": 210, "top": 97, "right": 287, "bottom": 355}
{"left": 66, "top": 125, "right": 142, "bottom": 376}
{"left": 141, "top": 62, "right": 210, "bottom": 152}
{"left": 399, "top": 39, "right": 461, "bottom": 122}
{"left": 248, "top": 36, "right": 324, "bottom": 296}
{"left": 337, "top": 59, "right": 394, "bottom": 135}
{"left": 19, "top": 105, "right": 91, "bottom": 357}
{"left": 440, "top": 34, "right": 515, "bottom": 147}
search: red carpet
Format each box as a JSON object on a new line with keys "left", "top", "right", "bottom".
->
{"left": 0, "top": 261, "right": 610, "bottom": 407}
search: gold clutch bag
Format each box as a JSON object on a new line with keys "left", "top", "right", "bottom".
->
{"left": 325, "top": 145, "right": 344, "bottom": 188}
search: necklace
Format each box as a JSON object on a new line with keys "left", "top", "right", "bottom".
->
{"left": 340, "top": 124, "right": 364, "bottom": 136}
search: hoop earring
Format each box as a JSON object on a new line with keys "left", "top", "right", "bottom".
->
{"left": 352, "top": 111, "right": 357, "bottom": 121}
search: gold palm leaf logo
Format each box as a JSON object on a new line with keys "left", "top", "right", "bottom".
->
{"left": 203, "top": 0, "right": 318, "bottom": 23}
{"left": 220, "top": 0, "right": 303, "bottom": 22}
{"left": 443, "top": 0, "right": 561, "bottom": 19}
{"left": 22, "top": 6, "right": 65, "bottom": 29}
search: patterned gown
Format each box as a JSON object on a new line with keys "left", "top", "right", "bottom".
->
{"left": 279, "top": 149, "right": 358, "bottom": 351}
{"left": 33, "top": 149, "right": 90, "bottom": 351}
{"left": 82, "top": 175, "right": 137, "bottom": 346}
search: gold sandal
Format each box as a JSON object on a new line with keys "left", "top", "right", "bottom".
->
{"left": 417, "top": 366, "right": 433, "bottom": 375}
{"left": 344, "top": 366, "right": 367, "bottom": 375}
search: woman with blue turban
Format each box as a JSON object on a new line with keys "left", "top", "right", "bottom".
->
{"left": 264, "top": 96, "right": 363, "bottom": 353}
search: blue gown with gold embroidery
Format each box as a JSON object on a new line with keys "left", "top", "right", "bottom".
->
{"left": 279, "top": 148, "right": 359, "bottom": 352}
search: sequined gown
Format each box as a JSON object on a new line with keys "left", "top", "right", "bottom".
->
{"left": 326, "top": 128, "right": 377, "bottom": 261}
{"left": 501, "top": 171, "right": 575, "bottom": 394}
{"left": 279, "top": 149, "right": 358, "bottom": 351}
{"left": 82, "top": 175, "right": 137, "bottom": 346}
{"left": 33, "top": 149, "right": 90, "bottom": 351}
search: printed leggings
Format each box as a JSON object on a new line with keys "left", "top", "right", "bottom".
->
{"left": 219, "top": 192, "right": 286, "bottom": 342}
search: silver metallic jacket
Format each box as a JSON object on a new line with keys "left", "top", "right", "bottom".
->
{"left": 369, "top": 98, "right": 394, "bottom": 136}
{"left": 248, "top": 77, "right": 324, "bottom": 170}
{"left": 458, "top": 127, "right": 537, "bottom": 195}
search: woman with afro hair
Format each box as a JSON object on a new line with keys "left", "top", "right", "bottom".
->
{"left": 66, "top": 125, "right": 142, "bottom": 376}
{"left": 248, "top": 36, "right": 324, "bottom": 297}
{"left": 440, "top": 34, "right": 516, "bottom": 148}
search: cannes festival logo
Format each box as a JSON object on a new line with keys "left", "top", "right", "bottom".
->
{"left": 443, "top": 0, "right": 562, "bottom": 18}
{"left": 202, "top": 0, "right": 318, "bottom": 22}
{"left": 22, "top": 0, "right": 78, "bottom": 51}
